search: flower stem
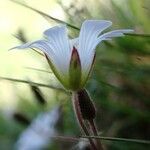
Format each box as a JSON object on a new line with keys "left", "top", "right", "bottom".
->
{"left": 89, "top": 119, "right": 104, "bottom": 150}
{"left": 72, "top": 93, "right": 97, "bottom": 150}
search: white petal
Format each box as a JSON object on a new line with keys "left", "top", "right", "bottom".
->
{"left": 11, "top": 26, "right": 72, "bottom": 79}
{"left": 10, "top": 40, "right": 50, "bottom": 51}
{"left": 78, "top": 20, "right": 112, "bottom": 77}
{"left": 10, "top": 40, "right": 62, "bottom": 77}
{"left": 10, "top": 40, "right": 57, "bottom": 60}
{"left": 97, "top": 29, "right": 134, "bottom": 43}
{"left": 15, "top": 106, "right": 60, "bottom": 150}
{"left": 44, "top": 25, "right": 71, "bottom": 76}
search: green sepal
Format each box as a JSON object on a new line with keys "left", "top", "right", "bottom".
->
{"left": 45, "top": 54, "right": 69, "bottom": 88}
{"left": 69, "top": 47, "right": 82, "bottom": 91}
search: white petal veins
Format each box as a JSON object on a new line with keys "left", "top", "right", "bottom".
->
{"left": 10, "top": 40, "right": 57, "bottom": 59}
{"left": 11, "top": 20, "right": 134, "bottom": 90}
{"left": 11, "top": 40, "right": 68, "bottom": 80}
{"left": 43, "top": 25, "right": 71, "bottom": 76}
{"left": 78, "top": 20, "right": 112, "bottom": 81}
{"left": 97, "top": 29, "right": 134, "bottom": 43}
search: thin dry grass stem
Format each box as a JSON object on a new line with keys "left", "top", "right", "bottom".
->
{"left": 24, "top": 67, "right": 52, "bottom": 73}
{"left": 51, "top": 135, "right": 150, "bottom": 145}
{"left": 0, "top": 77, "right": 66, "bottom": 93}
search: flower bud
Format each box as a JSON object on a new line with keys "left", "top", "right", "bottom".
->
{"left": 76, "top": 89, "right": 96, "bottom": 120}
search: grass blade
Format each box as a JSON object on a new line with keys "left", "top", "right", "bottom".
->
{"left": 11, "top": 0, "right": 79, "bottom": 30}
{"left": 11, "top": 0, "right": 150, "bottom": 38}
{"left": 125, "top": 33, "right": 150, "bottom": 37}
{"left": 82, "top": 136, "right": 150, "bottom": 145}
{"left": 25, "top": 67, "right": 52, "bottom": 73}
{"left": 50, "top": 135, "right": 150, "bottom": 145}
{"left": 0, "top": 76, "right": 67, "bottom": 93}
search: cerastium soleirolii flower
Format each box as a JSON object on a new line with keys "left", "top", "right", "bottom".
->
{"left": 11, "top": 20, "right": 133, "bottom": 150}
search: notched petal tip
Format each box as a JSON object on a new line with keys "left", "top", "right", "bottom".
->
{"left": 9, "top": 44, "right": 29, "bottom": 51}
{"left": 8, "top": 47, "right": 18, "bottom": 51}
{"left": 9, "top": 41, "right": 41, "bottom": 51}
{"left": 98, "top": 29, "right": 134, "bottom": 41}
{"left": 115, "top": 29, "right": 134, "bottom": 35}
{"left": 9, "top": 40, "right": 52, "bottom": 57}
{"left": 120, "top": 29, "right": 134, "bottom": 35}
{"left": 122, "top": 29, "right": 134, "bottom": 32}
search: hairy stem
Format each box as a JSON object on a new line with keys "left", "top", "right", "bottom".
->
{"left": 89, "top": 119, "right": 104, "bottom": 150}
{"left": 72, "top": 93, "right": 97, "bottom": 150}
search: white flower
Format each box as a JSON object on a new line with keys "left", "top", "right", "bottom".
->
{"left": 11, "top": 20, "right": 133, "bottom": 90}
{"left": 15, "top": 106, "right": 60, "bottom": 150}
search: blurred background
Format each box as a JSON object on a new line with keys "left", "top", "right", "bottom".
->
{"left": 0, "top": 0, "right": 150, "bottom": 149}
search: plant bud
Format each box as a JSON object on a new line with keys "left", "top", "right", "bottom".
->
{"left": 77, "top": 89, "right": 96, "bottom": 120}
